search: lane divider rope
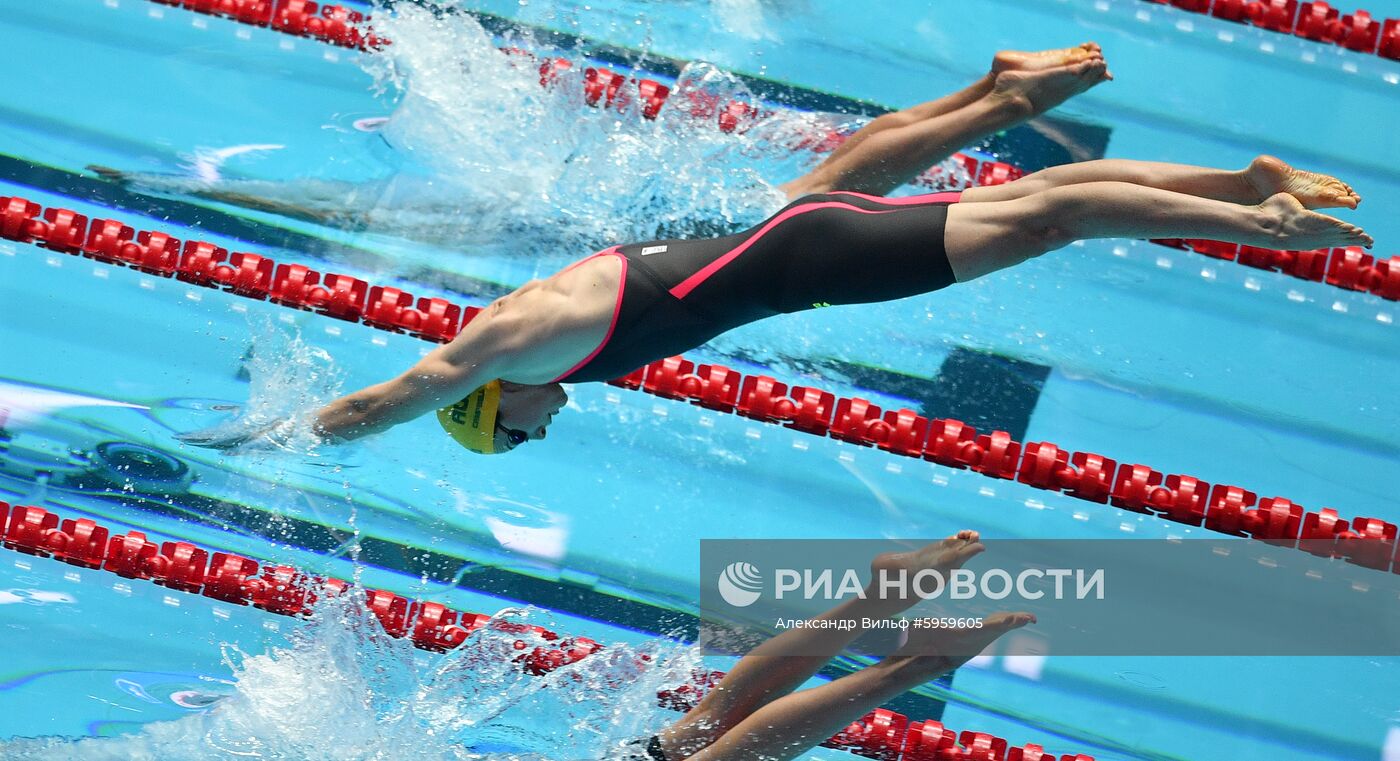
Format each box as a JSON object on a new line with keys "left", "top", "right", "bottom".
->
{"left": 0, "top": 500, "right": 1096, "bottom": 761}
{"left": 3, "top": 195, "right": 1398, "bottom": 574}
{"left": 117, "top": 2, "right": 1400, "bottom": 302}
{"left": 1140, "top": 0, "right": 1400, "bottom": 60}
{"left": 147, "top": 0, "right": 386, "bottom": 49}
{"left": 141, "top": 0, "right": 1400, "bottom": 65}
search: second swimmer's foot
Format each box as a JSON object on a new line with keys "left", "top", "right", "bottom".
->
{"left": 894, "top": 611, "right": 1037, "bottom": 670}
{"left": 866, "top": 531, "right": 985, "bottom": 612}
{"left": 87, "top": 165, "right": 131, "bottom": 187}
{"left": 991, "top": 58, "right": 1111, "bottom": 116}
{"left": 1259, "top": 192, "right": 1372, "bottom": 250}
{"left": 992, "top": 43, "right": 1107, "bottom": 76}
{"left": 1246, "top": 155, "right": 1361, "bottom": 210}
{"left": 871, "top": 530, "right": 985, "bottom": 578}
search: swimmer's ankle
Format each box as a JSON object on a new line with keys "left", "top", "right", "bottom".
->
{"left": 985, "top": 86, "right": 1036, "bottom": 120}
{"left": 1238, "top": 159, "right": 1273, "bottom": 204}
{"left": 875, "top": 652, "right": 955, "bottom": 684}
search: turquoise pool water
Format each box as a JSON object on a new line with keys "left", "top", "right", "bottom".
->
{"left": 0, "top": 0, "right": 1397, "bottom": 759}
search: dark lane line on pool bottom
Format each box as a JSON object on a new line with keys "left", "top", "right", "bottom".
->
{"left": 0, "top": 478, "right": 962, "bottom": 722}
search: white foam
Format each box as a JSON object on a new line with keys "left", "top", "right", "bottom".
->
{"left": 711, "top": 0, "right": 775, "bottom": 41}
{"left": 0, "top": 599, "right": 695, "bottom": 760}
{"left": 173, "top": 318, "right": 344, "bottom": 457}
{"left": 349, "top": 6, "right": 965, "bottom": 254}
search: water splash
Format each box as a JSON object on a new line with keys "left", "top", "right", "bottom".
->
{"left": 111, "top": 5, "right": 974, "bottom": 263}
{"left": 355, "top": 4, "right": 823, "bottom": 253}
{"left": 0, "top": 598, "right": 696, "bottom": 760}
{"left": 711, "top": 0, "right": 776, "bottom": 41}
{"left": 176, "top": 318, "right": 344, "bottom": 456}
{"left": 187, "top": 144, "right": 288, "bottom": 184}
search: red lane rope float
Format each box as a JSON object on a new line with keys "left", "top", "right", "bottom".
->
{"left": 148, "top": 0, "right": 387, "bottom": 49}
{"left": 1150, "top": 236, "right": 1399, "bottom": 298}
{"left": 1141, "top": 0, "right": 1400, "bottom": 60}
{"left": 144, "top": 0, "right": 1400, "bottom": 64}
{"left": 131, "top": 0, "right": 1400, "bottom": 301}
{"left": 4, "top": 194, "right": 1399, "bottom": 575}
{"left": 0, "top": 501, "right": 1095, "bottom": 761}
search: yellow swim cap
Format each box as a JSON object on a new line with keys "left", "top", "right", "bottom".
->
{"left": 437, "top": 380, "right": 503, "bottom": 455}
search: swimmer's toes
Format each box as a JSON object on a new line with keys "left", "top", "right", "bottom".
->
{"left": 1319, "top": 215, "right": 1366, "bottom": 248}
{"left": 985, "top": 611, "right": 1036, "bottom": 634}
{"left": 1075, "top": 60, "right": 1110, "bottom": 87}
{"left": 956, "top": 542, "right": 986, "bottom": 564}
{"left": 953, "top": 529, "right": 979, "bottom": 544}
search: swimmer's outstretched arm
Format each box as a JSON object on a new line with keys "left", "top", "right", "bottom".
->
{"left": 310, "top": 307, "right": 533, "bottom": 442}
{"left": 180, "top": 303, "right": 532, "bottom": 450}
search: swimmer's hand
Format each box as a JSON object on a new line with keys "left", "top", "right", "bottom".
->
{"left": 176, "top": 416, "right": 298, "bottom": 452}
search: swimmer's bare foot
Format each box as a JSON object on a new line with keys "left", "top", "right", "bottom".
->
{"left": 87, "top": 165, "right": 131, "bottom": 187}
{"left": 865, "top": 531, "right": 985, "bottom": 615}
{"left": 895, "top": 611, "right": 1036, "bottom": 671}
{"left": 1259, "top": 192, "right": 1372, "bottom": 250}
{"left": 992, "top": 43, "right": 1107, "bottom": 76}
{"left": 1245, "top": 155, "right": 1361, "bottom": 210}
{"left": 990, "top": 58, "right": 1111, "bottom": 117}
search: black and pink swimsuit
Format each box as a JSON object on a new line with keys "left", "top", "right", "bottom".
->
{"left": 553, "top": 191, "right": 962, "bottom": 384}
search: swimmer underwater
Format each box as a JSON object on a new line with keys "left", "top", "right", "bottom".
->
{"left": 179, "top": 46, "right": 1371, "bottom": 456}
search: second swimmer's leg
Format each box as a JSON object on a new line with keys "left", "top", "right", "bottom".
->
{"left": 681, "top": 612, "right": 1035, "bottom": 761}
{"left": 191, "top": 189, "right": 343, "bottom": 226}
{"left": 87, "top": 165, "right": 349, "bottom": 226}
{"left": 656, "top": 533, "right": 985, "bottom": 758}
{"left": 944, "top": 181, "right": 1372, "bottom": 281}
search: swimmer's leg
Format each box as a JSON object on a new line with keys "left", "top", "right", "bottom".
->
{"left": 961, "top": 155, "right": 1361, "bottom": 210}
{"left": 87, "top": 165, "right": 351, "bottom": 226}
{"left": 188, "top": 189, "right": 343, "bottom": 226}
{"left": 806, "top": 44, "right": 1104, "bottom": 179}
{"left": 944, "top": 181, "right": 1372, "bottom": 282}
{"left": 809, "top": 74, "right": 997, "bottom": 171}
{"left": 782, "top": 57, "right": 1110, "bottom": 199}
{"left": 657, "top": 533, "right": 985, "bottom": 758}
{"left": 680, "top": 612, "right": 1034, "bottom": 761}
